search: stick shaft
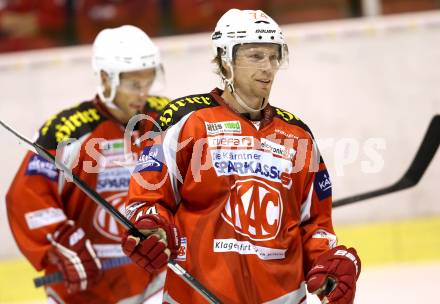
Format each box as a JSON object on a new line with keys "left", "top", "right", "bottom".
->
{"left": 1, "top": 120, "right": 222, "bottom": 304}
{"left": 34, "top": 257, "right": 131, "bottom": 287}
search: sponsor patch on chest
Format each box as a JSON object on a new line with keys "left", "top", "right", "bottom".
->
{"left": 210, "top": 149, "right": 292, "bottom": 187}
{"left": 213, "top": 239, "right": 286, "bottom": 260}
{"left": 205, "top": 121, "right": 241, "bottom": 135}
{"left": 208, "top": 135, "right": 254, "bottom": 148}
{"left": 98, "top": 153, "right": 137, "bottom": 169}
{"left": 99, "top": 139, "right": 125, "bottom": 156}
{"left": 96, "top": 167, "right": 132, "bottom": 193}
{"left": 260, "top": 138, "right": 296, "bottom": 159}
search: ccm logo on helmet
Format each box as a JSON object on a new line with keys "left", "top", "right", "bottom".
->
{"left": 212, "top": 31, "right": 222, "bottom": 40}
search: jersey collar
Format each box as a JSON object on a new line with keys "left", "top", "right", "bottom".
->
{"left": 209, "top": 87, "right": 275, "bottom": 129}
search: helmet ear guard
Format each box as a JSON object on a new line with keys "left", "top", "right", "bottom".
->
{"left": 96, "top": 70, "right": 120, "bottom": 107}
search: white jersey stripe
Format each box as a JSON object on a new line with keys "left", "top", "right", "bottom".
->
{"left": 264, "top": 281, "right": 307, "bottom": 304}
{"left": 57, "top": 133, "right": 90, "bottom": 195}
{"left": 300, "top": 184, "right": 313, "bottom": 223}
{"left": 162, "top": 112, "right": 194, "bottom": 205}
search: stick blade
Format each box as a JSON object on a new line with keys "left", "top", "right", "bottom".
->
{"left": 398, "top": 114, "right": 440, "bottom": 187}
{"left": 333, "top": 114, "right": 439, "bottom": 207}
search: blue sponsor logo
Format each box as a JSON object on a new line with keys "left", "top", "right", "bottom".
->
{"left": 211, "top": 150, "right": 292, "bottom": 186}
{"left": 96, "top": 167, "right": 131, "bottom": 193}
{"left": 314, "top": 170, "right": 332, "bottom": 201}
{"left": 96, "top": 177, "right": 130, "bottom": 192}
{"left": 25, "top": 155, "right": 58, "bottom": 181}
{"left": 214, "top": 160, "right": 281, "bottom": 180}
{"left": 134, "top": 145, "right": 164, "bottom": 172}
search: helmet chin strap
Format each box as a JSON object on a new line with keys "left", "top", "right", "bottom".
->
{"left": 97, "top": 72, "right": 120, "bottom": 110}
{"left": 223, "top": 62, "right": 269, "bottom": 114}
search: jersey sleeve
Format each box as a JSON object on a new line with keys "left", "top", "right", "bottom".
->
{"left": 5, "top": 102, "right": 101, "bottom": 271}
{"left": 6, "top": 149, "right": 65, "bottom": 271}
{"left": 126, "top": 112, "right": 195, "bottom": 223}
{"left": 299, "top": 140, "right": 337, "bottom": 274}
{"left": 273, "top": 107, "right": 337, "bottom": 273}
{"left": 126, "top": 93, "right": 216, "bottom": 223}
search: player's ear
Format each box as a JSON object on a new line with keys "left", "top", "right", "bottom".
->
{"left": 214, "top": 47, "right": 231, "bottom": 79}
{"left": 221, "top": 60, "right": 232, "bottom": 78}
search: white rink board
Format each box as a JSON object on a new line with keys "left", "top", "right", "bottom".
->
{"left": 0, "top": 11, "right": 439, "bottom": 258}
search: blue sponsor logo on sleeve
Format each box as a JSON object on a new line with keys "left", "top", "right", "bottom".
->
{"left": 134, "top": 145, "right": 164, "bottom": 173}
{"left": 314, "top": 170, "right": 332, "bottom": 201}
{"left": 25, "top": 155, "right": 59, "bottom": 181}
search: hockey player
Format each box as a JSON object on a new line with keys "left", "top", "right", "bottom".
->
{"left": 121, "top": 9, "right": 361, "bottom": 304}
{"left": 6, "top": 25, "right": 170, "bottom": 303}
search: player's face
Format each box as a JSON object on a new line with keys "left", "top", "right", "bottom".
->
{"left": 113, "top": 68, "right": 156, "bottom": 119}
{"left": 232, "top": 43, "right": 280, "bottom": 99}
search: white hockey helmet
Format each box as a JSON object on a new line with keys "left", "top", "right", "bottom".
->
{"left": 211, "top": 9, "right": 288, "bottom": 68}
{"left": 211, "top": 9, "right": 288, "bottom": 113}
{"left": 92, "top": 25, "right": 163, "bottom": 105}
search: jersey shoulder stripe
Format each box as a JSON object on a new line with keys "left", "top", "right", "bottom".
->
{"left": 272, "top": 106, "right": 325, "bottom": 164}
{"left": 145, "top": 95, "right": 171, "bottom": 113}
{"left": 272, "top": 106, "right": 314, "bottom": 138}
{"left": 157, "top": 93, "right": 220, "bottom": 132}
{"left": 36, "top": 101, "right": 107, "bottom": 149}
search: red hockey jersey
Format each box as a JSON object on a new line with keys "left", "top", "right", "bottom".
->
{"left": 126, "top": 88, "right": 337, "bottom": 304}
{"left": 6, "top": 95, "right": 169, "bottom": 303}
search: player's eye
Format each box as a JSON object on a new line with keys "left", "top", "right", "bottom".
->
{"left": 269, "top": 54, "right": 279, "bottom": 63}
{"left": 131, "top": 82, "right": 141, "bottom": 90}
{"left": 249, "top": 53, "right": 264, "bottom": 61}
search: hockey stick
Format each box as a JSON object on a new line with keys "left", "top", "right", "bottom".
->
{"left": 34, "top": 256, "right": 131, "bottom": 287}
{"left": 333, "top": 114, "right": 439, "bottom": 208}
{"left": 0, "top": 120, "right": 222, "bottom": 304}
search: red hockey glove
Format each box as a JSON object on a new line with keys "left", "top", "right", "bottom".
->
{"left": 121, "top": 214, "right": 180, "bottom": 273}
{"left": 46, "top": 220, "right": 102, "bottom": 293}
{"left": 306, "top": 245, "right": 361, "bottom": 304}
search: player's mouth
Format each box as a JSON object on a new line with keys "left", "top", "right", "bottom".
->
{"left": 129, "top": 103, "right": 143, "bottom": 110}
{"left": 256, "top": 79, "right": 271, "bottom": 84}
{"left": 256, "top": 79, "right": 271, "bottom": 86}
